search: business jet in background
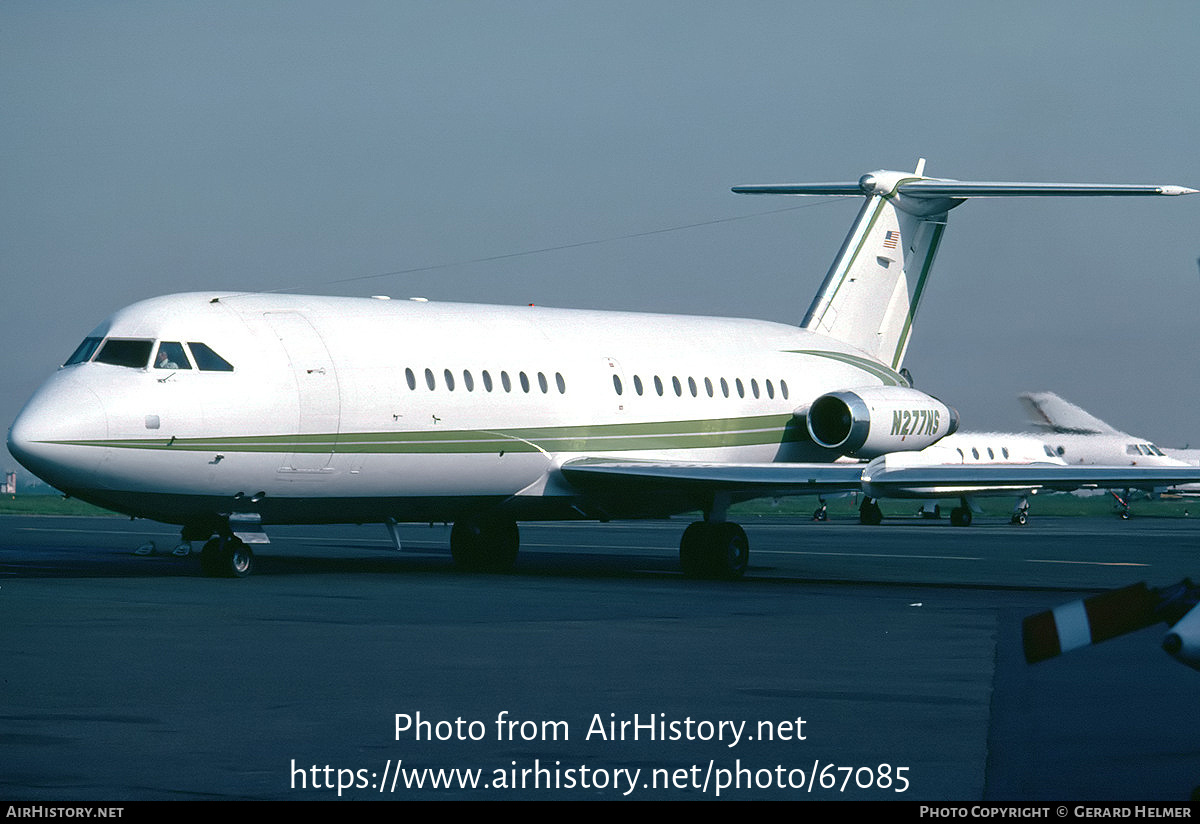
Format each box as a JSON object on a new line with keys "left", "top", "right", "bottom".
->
{"left": 8, "top": 163, "right": 1200, "bottom": 579}
{"left": 850, "top": 389, "right": 1200, "bottom": 527}
{"left": 842, "top": 430, "right": 1070, "bottom": 526}
{"left": 1020, "top": 391, "right": 1200, "bottom": 515}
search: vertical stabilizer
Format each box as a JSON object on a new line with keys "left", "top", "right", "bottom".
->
{"left": 799, "top": 182, "right": 945, "bottom": 369}
{"left": 733, "top": 166, "right": 1195, "bottom": 370}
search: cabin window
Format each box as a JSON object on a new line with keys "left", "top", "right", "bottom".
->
{"left": 483, "top": 370, "right": 493, "bottom": 392}
{"left": 406, "top": 368, "right": 416, "bottom": 390}
{"left": 154, "top": 342, "right": 191, "bottom": 370}
{"left": 95, "top": 339, "right": 153, "bottom": 369}
{"left": 425, "top": 368, "right": 436, "bottom": 390}
{"left": 613, "top": 374, "right": 623, "bottom": 395}
{"left": 704, "top": 377, "right": 714, "bottom": 398}
{"left": 654, "top": 376, "right": 664, "bottom": 396}
{"left": 537, "top": 372, "right": 548, "bottom": 393}
{"left": 501, "top": 371, "right": 512, "bottom": 392}
{"left": 688, "top": 377, "right": 697, "bottom": 397}
{"left": 987, "top": 448, "right": 994, "bottom": 459}
{"left": 443, "top": 369, "right": 455, "bottom": 391}
{"left": 1002, "top": 447, "right": 1009, "bottom": 459}
{"left": 670, "top": 376, "right": 681, "bottom": 397}
{"left": 187, "top": 342, "right": 234, "bottom": 372}
{"left": 633, "top": 375, "right": 643, "bottom": 395}
{"left": 735, "top": 379, "right": 745, "bottom": 399}
{"left": 64, "top": 337, "right": 102, "bottom": 367}
{"left": 556, "top": 372, "right": 566, "bottom": 394}
{"left": 519, "top": 371, "right": 530, "bottom": 393}
{"left": 463, "top": 370, "right": 474, "bottom": 392}
{"left": 720, "top": 378, "right": 729, "bottom": 398}
{"left": 1056, "top": 446, "right": 1065, "bottom": 456}
{"left": 780, "top": 379, "right": 789, "bottom": 400}
{"left": 750, "top": 379, "right": 760, "bottom": 399}
{"left": 971, "top": 448, "right": 979, "bottom": 459}
{"left": 765, "top": 379, "right": 774, "bottom": 399}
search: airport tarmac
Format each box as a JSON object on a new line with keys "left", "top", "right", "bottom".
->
{"left": 1, "top": 512, "right": 1198, "bottom": 800}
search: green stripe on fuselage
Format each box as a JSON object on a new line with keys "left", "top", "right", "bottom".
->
{"left": 781, "top": 350, "right": 908, "bottom": 387}
{"left": 46, "top": 413, "right": 807, "bottom": 454}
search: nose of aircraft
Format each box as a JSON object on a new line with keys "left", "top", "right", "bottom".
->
{"left": 8, "top": 374, "right": 108, "bottom": 489}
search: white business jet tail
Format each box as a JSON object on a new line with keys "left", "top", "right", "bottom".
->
{"left": 734, "top": 162, "right": 1196, "bottom": 372}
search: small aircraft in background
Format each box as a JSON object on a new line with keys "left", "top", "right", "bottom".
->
{"left": 1021, "top": 391, "right": 1199, "bottom": 516}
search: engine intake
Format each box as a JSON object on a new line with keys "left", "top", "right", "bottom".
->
{"left": 807, "top": 386, "right": 958, "bottom": 458}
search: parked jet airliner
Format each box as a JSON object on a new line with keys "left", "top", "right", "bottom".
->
{"left": 9, "top": 164, "right": 1200, "bottom": 578}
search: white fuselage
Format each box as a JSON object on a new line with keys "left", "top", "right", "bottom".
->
{"left": 8, "top": 292, "right": 913, "bottom": 527}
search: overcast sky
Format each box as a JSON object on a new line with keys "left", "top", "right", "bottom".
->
{"left": 4, "top": 0, "right": 1199, "bottom": 478}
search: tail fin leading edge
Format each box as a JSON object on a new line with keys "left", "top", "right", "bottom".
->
{"left": 733, "top": 166, "right": 1195, "bottom": 371}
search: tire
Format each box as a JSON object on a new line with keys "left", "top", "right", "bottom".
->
{"left": 451, "top": 517, "right": 519, "bottom": 572}
{"left": 709, "top": 523, "right": 749, "bottom": 580}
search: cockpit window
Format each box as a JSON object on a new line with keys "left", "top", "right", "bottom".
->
{"left": 64, "top": 337, "right": 103, "bottom": 366}
{"left": 95, "top": 339, "right": 153, "bottom": 368}
{"left": 154, "top": 342, "right": 192, "bottom": 370}
{"left": 187, "top": 342, "right": 234, "bottom": 372}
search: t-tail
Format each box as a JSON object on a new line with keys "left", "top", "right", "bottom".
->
{"left": 734, "top": 160, "right": 1196, "bottom": 371}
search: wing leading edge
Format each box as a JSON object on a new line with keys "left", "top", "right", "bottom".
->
{"left": 561, "top": 457, "right": 1200, "bottom": 501}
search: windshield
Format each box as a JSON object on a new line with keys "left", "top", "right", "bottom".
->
{"left": 63, "top": 337, "right": 103, "bottom": 367}
{"left": 94, "top": 339, "right": 153, "bottom": 368}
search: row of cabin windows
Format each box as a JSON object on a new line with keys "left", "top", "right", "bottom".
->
{"left": 64, "top": 337, "right": 234, "bottom": 372}
{"left": 406, "top": 368, "right": 567, "bottom": 395}
{"left": 613, "top": 374, "right": 789, "bottom": 401}
{"left": 957, "top": 446, "right": 1012, "bottom": 461}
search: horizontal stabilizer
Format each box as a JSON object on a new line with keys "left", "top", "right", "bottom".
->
{"left": 733, "top": 176, "right": 1198, "bottom": 199}
{"left": 732, "top": 164, "right": 1196, "bottom": 372}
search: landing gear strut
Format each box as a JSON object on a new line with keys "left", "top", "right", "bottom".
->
{"left": 679, "top": 521, "right": 749, "bottom": 580}
{"left": 812, "top": 498, "right": 829, "bottom": 521}
{"left": 450, "top": 516, "right": 520, "bottom": 572}
{"left": 1011, "top": 496, "right": 1030, "bottom": 525}
{"left": 200, "top": 534, "right": 255, "bottom": 578}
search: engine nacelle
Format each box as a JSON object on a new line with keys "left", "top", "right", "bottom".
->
{"left": 1162, "top": 603, "right": 1200, "bottom": 672}
{"left": 806, "top": 386, "right": 959, "bottom": 459}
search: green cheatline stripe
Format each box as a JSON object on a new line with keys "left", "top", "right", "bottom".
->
{"left": 46, "top": 413, "right": 807, "bottom": 454}
{"left": 781, "top": 350, "right": 908, "bottom": 387}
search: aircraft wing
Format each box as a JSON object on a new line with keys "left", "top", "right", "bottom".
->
{"left": 561, "top": 457, "right": 1200, "bottom": 501}
{"left": 560, "top": 458, "right": 866, "bottom": 496}
{"left": 859, "top": 462, "right": 1200, "bottom": 498}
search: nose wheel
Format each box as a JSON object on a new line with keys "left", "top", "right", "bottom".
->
{"left": 200, "top": 535, "right": 255, "bottom": 578}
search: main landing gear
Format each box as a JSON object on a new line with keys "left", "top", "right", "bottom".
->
{"left": 199, "top": 534, "right": 255, "bottom": 578}
{"left": 679, "top": 521, "right": 749, "bottom": 580}
{"left": 812, "top": 498, "right": 829, "bottom": 521}
{"left": 949, "top": 506, "right": 973, "bottom": 527}
{"left": 859, "top": 498, "right": 883, "bottom": 525}
{"left": 450, "top": 516, "right": 520, "bottom": 572}
{"left": 1010, "top": 497, "right": 1030, "bottom": 525}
